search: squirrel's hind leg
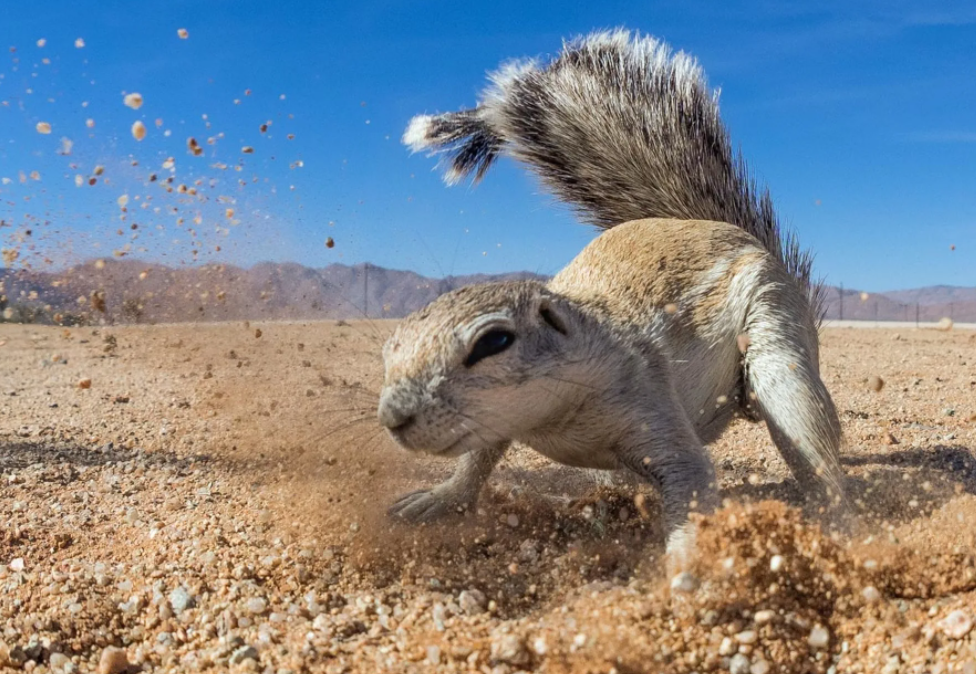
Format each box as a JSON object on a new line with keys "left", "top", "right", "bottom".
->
{"left": 388, "top": 442, "right": 508, "bottom": 522}
{"left": 742, "top": 292, "right": 845, "bottom": 509}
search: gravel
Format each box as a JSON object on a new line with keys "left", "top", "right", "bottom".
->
{"left": 0, "top": 322, "right": 975, "bottom": 673}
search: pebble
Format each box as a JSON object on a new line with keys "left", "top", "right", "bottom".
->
{"left": 881, "top": 655, "right": 901, "bottom": 674}
{"left": 229, "top": 645, "right": 259, "bottom": 665}
{"left": 169, "top": 586, "right": 194, "bottom": 615}
{"left": 490, "top": 634, "right": 529, "bottom": 666}
{"left": 735, "top": 630, "right": 757, "bottom": 644}
{"left": 862, "top": 585, "right": 881, "bottom": 603}
{"left": 97, "top": 647, "right": 129, "bottom": 674}
{"left": 518, "top": 539, "right": 540, "bottom": 563}
{"left": 729, "top": 653, "right": 751, "bottom": 674}
{"left": 458, "top": 589, "right": 487, "bottom": 615}
{"left": 769, "top": 555, "right": 785, "bottom": 573}
{"left": 670, "top": 571, "right": 699, "bottom": 593}
{"left": 48, "top": 653, "right": 70, "bottom": 670}
{"left": 123, "top": 93, "right": 143, "bottom": 110}
{"left": 751, "top": 659, "right": 770, "bottom": 674}
{"left": 808, "top": 625, "right": 830, "bottom": 649}
{"left": 753, "top": 609, "right": 775, "bottom": 624}
{"left": 718, "top": 637, "right": 736, "bottom": 655}
{"left": 432, "top": 603, "right": 447, "bottom": 631}
{"left": 868, "top": 376, "right": 884, "bottom": 392}
{"left": 940, "top": 610, "right": 973, "bottom": 639}
{"left": 246, "top": 597, "right": 268, "bottom": 615}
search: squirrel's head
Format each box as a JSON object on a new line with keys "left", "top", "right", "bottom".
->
{"left": 378, "top": 280, "right": 589, "bottom": 456}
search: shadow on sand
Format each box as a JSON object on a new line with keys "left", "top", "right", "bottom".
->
{"left": 723, "top": 444, "right": 976, "bottom": 526}
{"left": 0, "top": 438, "right": 206, "bottom": 476}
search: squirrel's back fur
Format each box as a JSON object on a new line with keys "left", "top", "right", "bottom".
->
{"left": 404, "top": 29, "right": 823, "bottom": 318}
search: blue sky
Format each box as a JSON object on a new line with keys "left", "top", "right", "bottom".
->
{"left": 0, "top": 0, "right": 973, "bottom": 291}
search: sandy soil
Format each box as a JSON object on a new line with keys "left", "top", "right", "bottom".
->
{"left": 1, "top": 320, "right": 976, "bottom": 674}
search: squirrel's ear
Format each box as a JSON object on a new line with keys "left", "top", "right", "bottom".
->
{"left": 537, "top": 296, "right": 569, "bottom": 335}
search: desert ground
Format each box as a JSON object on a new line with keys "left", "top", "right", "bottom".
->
{"left": 1, "top": 320, "right": 976, "bottom": 674}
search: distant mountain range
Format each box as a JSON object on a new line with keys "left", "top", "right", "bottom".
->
{"left": 1, "top": 260, "right": 974, "bottom": 325}
{"left": 0, "top": 260, "right": 545, "bottom": 325}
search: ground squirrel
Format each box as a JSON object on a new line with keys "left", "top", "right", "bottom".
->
{"left": 378, "top": 30, "right": 844, "bottom": 562}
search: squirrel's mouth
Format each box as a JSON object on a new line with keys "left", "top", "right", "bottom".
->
{"left": 434, "top": 434, "right": 473, "bottom": 457}
{"left": 388, "top": 427, "right": 474, "bottom": 457}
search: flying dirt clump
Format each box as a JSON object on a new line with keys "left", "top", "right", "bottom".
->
{"left": 123, "top": 92, "right": 144, "bottom": 110}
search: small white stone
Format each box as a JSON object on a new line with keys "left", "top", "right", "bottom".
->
{"left": 941, "top": 610, "right": 974, "bottom": 640}
{"left": 754, "top": 609, "right": 775, "bottom": 624}
{"left": 245, "top": 597, "right": 268, "bottom": 615}
{"left": 718, "top": 637, "right": 736, "bottom": 655}
{"left": 670, "top": 571, "right": 699, "bottom": 593}
{"left": 769, "top": 555, "right": 785, "bottom": 573}
{"left": 735, "top": 630, "right": 757, "bottom": 645}
{"left": 808, "top": 624, "right": 830, "bottom": 649}
{"left": 458, "top": 589, "right": 487, "bottom": 615}
{"left": 861, "top": 585, "right": 881, "bottom": 603}
{"left": 49, "top": 653, "right": 71, "bottom": 670}
{"left": 729, "top": 653, "right": 751, "bottom": 674}
{"left": 228, "top": 645, "right": 258, "bottom": 665}
{"left": 168, "top": 586, "right": 194, "bottom": 615}
{"left": 431, "top": 603, "right": 447, "bottom": 631}
{"left": 9, "top": 558, "right": 24, "bottom": 572}
{"left": 490, "top": 634, "right": 529, "bottom": 666}
{"left": 751, "top": 659, "right": 770, "bottom": 674}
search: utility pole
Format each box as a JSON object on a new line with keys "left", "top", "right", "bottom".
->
{"left": 915, "top": 302, "right": 920, "bottom": 328}
{"left": 838, "top": 283, "right": 844, "bottom": 321}
{"left": 363, "top": 263, "right": 369, "bottom": 318}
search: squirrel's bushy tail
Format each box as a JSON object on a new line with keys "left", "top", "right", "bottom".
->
{"left": 404, "top": 29, "right": 823, "bottom": 317}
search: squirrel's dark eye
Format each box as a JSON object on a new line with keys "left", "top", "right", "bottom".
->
{"left": 465, "top": 329, "right": 515, "bottom": 367}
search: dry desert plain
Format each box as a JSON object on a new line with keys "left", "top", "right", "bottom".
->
{"left": 1, "top": 319, "right": 976, "bottom": 674}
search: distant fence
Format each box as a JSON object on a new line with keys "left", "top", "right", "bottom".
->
{"left": 823, "top": 285, "right": 976, "bottom": 325}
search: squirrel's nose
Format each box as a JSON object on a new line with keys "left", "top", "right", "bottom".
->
{"left": 377, "top": 389, "right": 416, "bottom": 431}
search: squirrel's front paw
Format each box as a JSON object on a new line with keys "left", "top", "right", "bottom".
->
{"left": 388, "top": 487, "right": 471, "bottom": 523}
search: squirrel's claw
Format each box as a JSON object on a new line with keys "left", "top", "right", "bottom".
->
{"left": 388, "top": 488, "right": 470, "bottom": 522}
